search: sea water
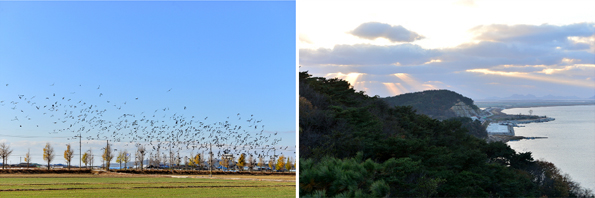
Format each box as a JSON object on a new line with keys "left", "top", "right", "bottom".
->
{"left": 504, "top": 105, "right": 595, "bottom": 191}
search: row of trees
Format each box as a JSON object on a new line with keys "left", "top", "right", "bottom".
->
{"left": 1, "top": 142, "right": 95, "bottom": 171}
{"left": 216, "top": 153, "right": 294, "bottom": 172}
{"left": 2, "top": 142, "right": 294, "bottom": 172}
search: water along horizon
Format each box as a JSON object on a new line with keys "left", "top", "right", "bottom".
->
{"left": 504, "top": 105, "right": 595, "bottom": 191}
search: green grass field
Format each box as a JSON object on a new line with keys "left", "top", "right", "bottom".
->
{"left": 0, "top": 174, "right": 296, "bottom": 197}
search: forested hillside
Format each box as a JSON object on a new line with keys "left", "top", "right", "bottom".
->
{"left": 299, "top": 71, "right": 593, "bottom": 197}
{"left": 382, "top": 89, "right": 479, "bottom": 120}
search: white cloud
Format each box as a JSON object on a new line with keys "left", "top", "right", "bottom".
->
{"left": 300, "top": 23, "right": 595, "bottom": 99}
{"left": 299, "top": 34, "right": 313, "bottom": 44}
{"left": 469, "top": 23, "right": 595, "bottom": 51}
{"left": 300, "top": 43, "right": 439, "bottom": 66}
{"left": 349, "top": 22, "right": 425, "bottom": 42}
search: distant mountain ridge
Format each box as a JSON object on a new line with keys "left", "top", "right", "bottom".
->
{"left": 481, "top": 94, "right": 589, "bottom": 101}
{"left": 382, "top": 90, "right": 480, "bottom": 120}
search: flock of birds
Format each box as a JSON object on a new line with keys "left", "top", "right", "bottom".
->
{"left": 1, "top": 83, "right": 292, "bottom": 163}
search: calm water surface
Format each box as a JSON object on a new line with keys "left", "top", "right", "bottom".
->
{"left": 504, "top": 105, "right": 595, "bottom": 191}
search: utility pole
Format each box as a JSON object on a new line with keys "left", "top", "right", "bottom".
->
{"left": 74, "top": 134, "right": 82, "bottom": 169}
{"left": 209, "top": 143, "right": 212, "bottom": 177}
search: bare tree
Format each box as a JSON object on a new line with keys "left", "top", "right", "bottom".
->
{"left": 168, "top": 151, "right": 174, "bottom": 169}
{"left": 148, "top": 153, "right": 154, "bottom": 170}
{"left": 123, "top": 150, "right": 130, "bottom": 170}
{"left": 88, "top": 149, "right": 94, "bottom": 169}
{"left": 0, "top": 142, "right": 14, "bottom": 169}
{"left": 136, "top": 145, "right": 146, "bottom": 171}
{"left": 175, "top": 153, "right": 181, "bottom": 169}
{"left": 247, "top": 154, "right": 254, "bottom": 172}
{"left": 43, "top": 143, "right": 55, "bottom": 170}
{"left": 134, "top": 155, "right": 138, "bottom": 169}
{"left": 162, "top": 152, "right": 168, "bottom": 169}
{"left": 154, "top": 152, "right": 161, "bottom": 168}
{"left": 258, "top": 155, "right": 264, "bottom": 172}
{"left": 183, "top": 156, "right": 188, "bottom": 170}
{"left": 83, "top": 149, "right": 94, "bottom": 169}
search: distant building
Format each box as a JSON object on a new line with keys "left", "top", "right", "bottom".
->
{"left": 486, "top": 123, "right": 514, "bottom": 136}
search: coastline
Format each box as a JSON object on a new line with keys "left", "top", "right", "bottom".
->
{"left": 502, "top": 105, "right": 595, "bottom": 192}
{"left": 487, "top": 135, "right": 547, "bottom": 143}
{"left": 483, "top": 105, "right": 557, "bottom": 143}
{"left": 476, "top": 100, "right": 595, "bottom": 109}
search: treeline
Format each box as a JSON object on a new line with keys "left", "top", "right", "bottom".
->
{"left": 299, "top": 71, "right": 593, "bottom": 197}
{"left": 0, "top": 142, "right": 295, "bottom": 173}
{"left": 382, "top": 89, "right": 479, "bottom": 120}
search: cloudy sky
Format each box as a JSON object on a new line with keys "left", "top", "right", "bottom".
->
{"left": 298, "top": 0, "right": 595, "bottom": 100}
{"left": 0, "top": 1, "right": 296, "bottom": 164}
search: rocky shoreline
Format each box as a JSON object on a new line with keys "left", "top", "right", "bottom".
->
{"left": 487, "top": 135, "right": 547, "bottom": 143}
{"left": 484, "top": 107, "right": 553, "bottom": 142}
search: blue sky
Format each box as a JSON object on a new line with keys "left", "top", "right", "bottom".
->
{"left": 0, "top": 1, "right": 296, "bottom": 165}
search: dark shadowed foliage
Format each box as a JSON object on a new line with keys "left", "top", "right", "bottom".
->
{"left": 299, "top": 71, "right": 594, "bottom": 197}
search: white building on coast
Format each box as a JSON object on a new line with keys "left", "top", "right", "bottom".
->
{"left": 486, "top": 123, "right": 514, "bottom": 136}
